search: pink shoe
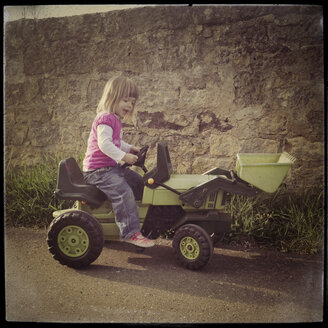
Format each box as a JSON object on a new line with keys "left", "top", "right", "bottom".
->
{"left": 125, "top": 231, "right": 155, "bottom": 248}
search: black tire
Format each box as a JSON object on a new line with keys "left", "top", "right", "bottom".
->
{"left": 172, "top": 224, "right": 213, "bottom": 270}
{"left": 47, "top": 211, "right": 104, "bottom": 269}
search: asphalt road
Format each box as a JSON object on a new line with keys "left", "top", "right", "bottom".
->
{"left": 5, "top": 227, "right": 324, "bottom": 323}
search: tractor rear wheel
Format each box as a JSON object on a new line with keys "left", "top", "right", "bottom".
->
{"left": 172, "top": 224, "right": 213, "bottom": 270}
{"left": 47, "top": 211, "right": 104, "bottom": 269}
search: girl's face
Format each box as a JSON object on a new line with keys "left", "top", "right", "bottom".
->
{"left": 115, "top": 97, "right": 137, "bottom": 119}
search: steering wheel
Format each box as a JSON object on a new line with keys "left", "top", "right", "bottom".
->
{"left": 121, "top": 145, "right": 149, "bottom": 172}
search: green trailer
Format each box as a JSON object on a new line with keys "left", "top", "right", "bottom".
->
{"left": 47, "top": 141, "right": 295, "bottom": 270}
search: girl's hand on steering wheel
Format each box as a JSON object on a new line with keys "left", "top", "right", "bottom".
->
{"left": 121, "top": 145, "right": 149, "bottom": 172}
{"left": 122, "top": 153, "right": 138, "bottom": 165}
{"left": 130, "top": 146, "right": 140, "bottom": 155}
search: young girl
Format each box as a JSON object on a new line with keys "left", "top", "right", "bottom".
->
{"left": 83, "top": 76, "right": 155, "bottom": 248}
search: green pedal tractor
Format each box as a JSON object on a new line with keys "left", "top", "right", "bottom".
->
{"left": 47, "top": 141, "right": 296, "bottom": 270}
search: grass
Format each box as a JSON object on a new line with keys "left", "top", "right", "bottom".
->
{"left": 4, "top": 155, "right": 325, "bottom": 255}
{"left": 225, "top": 187, "right": 324, "bottom": 255}
{"left": 5, "top": 154, "right": 75, "bottom": 228}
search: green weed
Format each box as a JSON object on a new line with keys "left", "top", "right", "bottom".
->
{"left": 5, "top": 154, "right": 76, "bottom": 228}
{"left": 226, "top": 187, "right": 324, "bottom": 255}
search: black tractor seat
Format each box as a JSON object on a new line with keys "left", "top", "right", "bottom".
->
{"left": 55, "top": 157, "right": 107, "bottom": 207}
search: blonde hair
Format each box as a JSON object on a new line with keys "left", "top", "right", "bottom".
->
{"left": 97, "top": 76, "right": 139, "bottom": 121}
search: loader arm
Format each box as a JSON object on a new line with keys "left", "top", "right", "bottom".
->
{"left": 179, "top": 173, "right": 259, "bottom": 208}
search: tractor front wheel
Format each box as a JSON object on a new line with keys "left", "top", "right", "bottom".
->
{"left": 47, "top": 211, "right": 104, "bottom": 269}
{"left": 172, "top": 224, "right": 213, "bottom": 270}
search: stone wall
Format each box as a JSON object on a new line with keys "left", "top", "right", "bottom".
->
{"left": 5, "top": 5, "right": 324, "bottom": 191}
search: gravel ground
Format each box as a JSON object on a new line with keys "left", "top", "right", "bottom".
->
{"left": 5, "top": 227, "right": 324, "bottom": 323}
